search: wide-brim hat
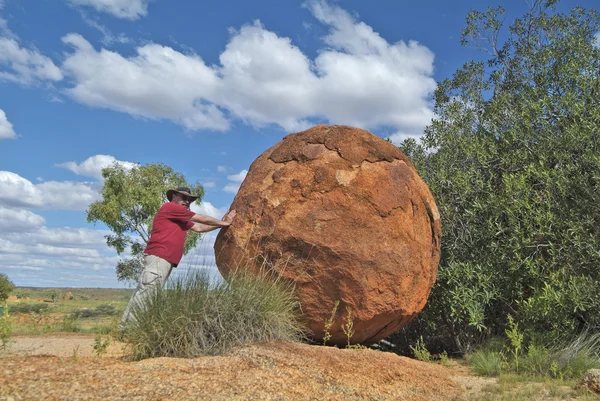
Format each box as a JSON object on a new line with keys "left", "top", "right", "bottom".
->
{"left": 166, "top": 187, "right": 199, "bottom": 202}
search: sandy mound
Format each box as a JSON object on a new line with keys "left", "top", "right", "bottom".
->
{"left": 2, "top": 335, "right": 464, "bottom": 400}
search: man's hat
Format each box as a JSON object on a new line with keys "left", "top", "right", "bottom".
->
{"left": 166, "top": 187, "right": 199, "bottom": 202}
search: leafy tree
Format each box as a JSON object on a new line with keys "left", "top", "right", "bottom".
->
{"left": 395, "top": 1, "right": 600, "bottom": 353}
{"left": 87, "top": 163, "right": 204, "bottom": 284}
{"left": 0, "top": 273, "right": 15, "bottom": 303}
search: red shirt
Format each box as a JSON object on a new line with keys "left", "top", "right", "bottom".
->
{"left": 144, "top": 202, "right": 195, "bottom": 265}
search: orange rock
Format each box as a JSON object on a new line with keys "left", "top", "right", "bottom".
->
{"left": 214, "top": 125, "right": 441, "bottom": 346}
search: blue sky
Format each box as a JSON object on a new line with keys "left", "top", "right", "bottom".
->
{"left": 1, "top": 0, "right": 598, "bottom": 288}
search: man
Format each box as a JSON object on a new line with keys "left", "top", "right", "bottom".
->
{"left": 119, "top": 186, "right": 236, "bottom": 327}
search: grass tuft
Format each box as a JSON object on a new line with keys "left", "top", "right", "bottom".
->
{"left": 122, "top": 268, "right": 305, "bottom": 360}
{"left": 468, "top": 349, "right": 503, "bottom": 377}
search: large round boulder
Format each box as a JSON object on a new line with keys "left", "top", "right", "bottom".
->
{"left": 214, "top": 124, "right": 441, "bottom": 346}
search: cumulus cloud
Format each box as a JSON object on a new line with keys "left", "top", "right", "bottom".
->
{"left": 0, "top": 224, "right": 120, "bottom": 286}
{"left": 10, "top": 227, "right": 110, "bottom": 248}
{"left": 223, "top": 169, "right": 247, "bottom": 194}
{"left": 56, "top": 154, "right": 137, "bottom": 180}
{"left": 61, "top": 33, "right": 229, "bottom": 131}
{"left": 0, "top": 207, "right": 46, "bottom": 232}
{"left": 0, "top": 37, "right": 63, "bottom": 85}
{"left": 223, "top": 184, "right": 240, "bottom": 194}
{"left": 0, "top": 171, "right": 101, "bottom": 211}
{"left": 59, "top": 1, "right": 435, "bottom": 136}
{"left": 0, "top": 168, "right": 119, "bottom": 286}
{"left": 191, "top": 201, "right": 228, "bottom": 219}
{"left": 0, "top": 108, "right": 16, "bottom": 139}
{"left": 0, "top": 238, "right": 100, "bottom": 258}
{"left": 68, "top": 0, "right": 149, "bottom": 20}
{"left": 227, "top": 169, "right": 248, "bottom": 183}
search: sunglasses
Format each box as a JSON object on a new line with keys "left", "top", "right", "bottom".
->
{"left": 178, "top": 194, "right": 193, "bottom": 202}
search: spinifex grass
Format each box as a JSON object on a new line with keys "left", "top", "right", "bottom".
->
{"left": 468, "top": 331, "right": 600, "bottom": 379}
{"left": 123, "top": 268, "right": 305, "bottom": 360}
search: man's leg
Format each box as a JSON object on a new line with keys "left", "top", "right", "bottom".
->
{"left": 119, "top": 254, "right": 173, "bottom": 328}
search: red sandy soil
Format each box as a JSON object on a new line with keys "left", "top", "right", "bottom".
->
{"left": 1, "top": 333, "right": 492, "bottom": 401}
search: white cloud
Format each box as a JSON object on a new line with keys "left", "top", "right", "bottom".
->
{"left": 0, "top": 238, "right": 100, "bottom": 258}
{"left": 0, "top": 171, "right": 101, "bottom": 211}
{"left": 8, "top": 227, "right": 110, "bottom": 248}
{"left": 0, "top": 225, "right": 120, "bottom": 286}
{"left": 216, "top": 21, "right": 315, "bottom": 131}
{"left": 0, "top": 207, "right": 46, "bottom": 232}
{"left": 217, "top": 166, "right": 229, "bottom": 173}
{"left": 0, "top": 108, "right": 16, "bottom": 139}
{"left": 79, "top": 12, "right": 132, "bottom": 46}
{"left": 222, "top": 169, "right": 247, "bottom": 194}
{"left": 0, "top": 169, "right": 119, "bottom": 286}
{"left": 0, "top": 171, "right": 39, "bottom": 208}
{"left": 201, "top": 181, "right": 216, "bottom": 189}
{"left": 68, "top": 0, "right": 149, "bottom": 20}
{"left": 191, "top": 201, "right": 227, "bottom": 219}
{"left": 223, "top": 184, "right": 240, "bottom": 194}
{"left": 0, "top": 37, "right": 63, "bottom": 85}
{"left": 56, "top": 154, "right": 137, "bottom": 180}
{"left": 61, "top": 33, "right": 229, "bottom": 131}
{"left": 227, "top": 169, "right": 247, "bottom": 183}
{"left": 309, "top": 1, "right": 436, "bottom": 130}
{"left": 59, "top": 1, "right": 435, "bottom": 136}
{"left": 37, "top": 180, "right": 102, "bottom": 210}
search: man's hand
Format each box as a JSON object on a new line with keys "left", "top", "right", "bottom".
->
{"left": 223, "top": 210, "right": 237, "bottom": 224}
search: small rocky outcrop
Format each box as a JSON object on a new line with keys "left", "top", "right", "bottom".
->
{"left": 214, "top": 124, "right": 441, "bottom": 346}
{"left": 579, "top": 369, "right": 600, "bottom": 393}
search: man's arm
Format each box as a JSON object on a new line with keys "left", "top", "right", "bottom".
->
{"left": 189, "top": 223, "right": 222, "bottom": 233}
{"left": 189, "top": 210, "right": 236, "bottom": 228}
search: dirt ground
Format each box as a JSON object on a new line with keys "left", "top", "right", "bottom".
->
{"left": 0, "top": 333, "right": 567, "bottom": 401}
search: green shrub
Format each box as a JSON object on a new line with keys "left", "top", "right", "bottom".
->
{"left": 95, "top": 304, "right": 117, "bottom": 316}
{"left": 394, "top": 2, "right": 600, "bottom": 354}
{"left": 8, "top": 303, "right": 49, "bottom": 314}
{"left": 122, "top": 269, "right": 305, "bottom": 360}
{"left": 72, "top": 304, "right": 117, "bottom": 319}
